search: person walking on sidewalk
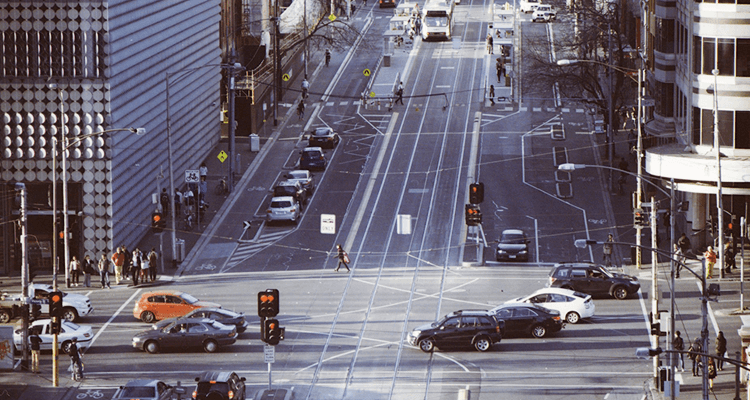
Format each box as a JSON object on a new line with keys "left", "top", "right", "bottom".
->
{"left": 395, "top": 82, "right": 404, "bottom": 105}
{"left": 673, "top": 243, "right": 685, "bottom": 278}
{"left": 160, "top": 188, "right": 170, "bottom": 214}
{"left": 122, "top": 246, "right": 132, "bottom": 280}
{"left": 111, "top": 247, "right": 125, "bottom": 285}
{"left": 708, "top": 358, "right": 717, "bottom": 388}
{"left": 486, "top": 33, "right": 494, "bottom": 54}
{"left": 131, "top": 248, "right": 142, "bottom": 286}
{"left": 325, "top": 49, "right": 331, "bottom": 67}
{"left": 673, "top": 330, "right": 685, "bottom": 371}
{"left": 689, "top": 339, "right": 703, "bottom": 376}
{"left": 98, "top": 253, "right": 112, "bottom": 289}
{"left": 677, "top": 232, "right": 692, "bottom": 258}
{"left": 297, "top": 100, "right": 305, "bottom": 120}
{"left": 335, "top": 244, "right": 350, "bottom": 272}
{"left": 704, "top": 246, "right": 717, "bottom": 279}
{"left": 29, "top": 327, "right": 42, "bottom": 373}
{"left": 69, "top": 256, "right": 80, "bottom": 287}
{"left": 716, "top": 331, "right": 727, "bottom": 370}
{"left": 602, "top": 234, "right": 614, "bottom": 267}
{"left": 148, "top": 248, "right": 158, "bottom": 282}
{"left": 301, "top": 76, "right": 310, "bottom": 99}
{"left": 82, "top": 255, "right": 94, "bottom": 288}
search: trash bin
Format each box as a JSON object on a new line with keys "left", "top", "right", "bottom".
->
{"left": 383, "top": 54, "right": 391, "bottom": 67}
{"left": 250, "top": 134, "right": 260, "bottom": 152}
{"left": 175, "top": 239, "right": 185, "bottom": 263}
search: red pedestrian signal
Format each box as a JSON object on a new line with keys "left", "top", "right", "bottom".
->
{"left": 465, "top": 204, "right": 482, "bottom": 226}
{"left": 469, "top": 182, "right": 484, "bottom": 204}
{"left": 257, "top": 289, "right": 280, "bottom": 318}
{"left": 151, "top": 211, "right": 165, "bottom": 231}
{"left": 49, "top": 291, "right": 63, "bottom": 334}
{"left": 263, "top": 318, "right": 281, "bottom": 345}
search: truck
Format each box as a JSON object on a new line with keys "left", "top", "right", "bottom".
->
{"left": 520, "top": 0, "right": 540, "bottom": 13}
{"left": 422, "top": 0, "right": 455, "bottom": 40}
{"left": 0, "top": 283, "right": 93, "bottom": 323}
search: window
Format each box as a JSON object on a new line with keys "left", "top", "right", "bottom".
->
{"left": 188, "top": 323, "right": 209, "bottom": 333}
{"left": 443, "top": 317, "right": 459, "bottom": 329}
{"left": 717, "top": 39, "right": 735, "bottom": 76}
{"left": 737, "top": 40, "right": 750, "bottom": 77}
{"left": 702, "top": 38, "right": 716, "bottom": 75}
{"left": 495, "top": 309, "right": 512, "bottom": 319}
{"left": 167, "top": 296, "right": 183, "bottom": 304}
{"left": 571, "top": 270, "right": 587, "bottom": 278}
{"left": 461, "top": 316, "right": 479, "bottom": 327}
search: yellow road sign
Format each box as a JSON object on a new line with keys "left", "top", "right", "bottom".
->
{"left": 282, "top": 74, "right": 290, "bottom": 82}
{"left": 218, "top": 150, "right": 228, "bottom": 163}
{"left": 329, "top": 14, "right": 336, "bottom": 21}
{"left": 369, "top": 91, "right": 376, "bottom": 98}
{"left": 363, "top": 69, "right": 371, "bottom": 76}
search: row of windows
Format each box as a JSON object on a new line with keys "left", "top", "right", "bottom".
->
{"left": 1, "top": 30, "right": 108, "bottom": 78}
{"left": 696, "top": 0, "right": 750, "bottom": 4}
{"left": 692, "top": 107, "right": 750, "bottom": 149}
{"left": 693, "top": 37, "right": 750, "bottom": 77}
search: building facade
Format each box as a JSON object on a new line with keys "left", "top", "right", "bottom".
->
{"left": 1, "top": 0, "right": 222, "bottom": 275}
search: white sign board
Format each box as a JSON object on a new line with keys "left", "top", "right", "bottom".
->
{"left": 397, "top": 214, "right": 411, "bottom": 234}
{"left": 321, "top": 214, "right": 336, "bottom": 234}
{"left": 185, "top": 170, "right": 200, "bottom": 183}
{"left": 264, "top": 344, "right": 275, "bottom": 363}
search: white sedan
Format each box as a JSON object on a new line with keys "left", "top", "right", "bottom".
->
{"left": 504, "top": 287, "right": 595, "bottom": 324}
{"left": 14, "top": 318, "right": 93, "bottom": 353}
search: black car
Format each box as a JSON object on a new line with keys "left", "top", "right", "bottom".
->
{"left": 307, "top": 127, "right": 340, "bottom": 149}
{"left": 299, "top": 147, "right": 327, "bottom": 171}
{"left": 547, "top": 262, "right": 640, "bottom": 300}
{"left": 407, "top": 310, "right": 504, "bottom": 352}
{"left": 168, "top": 307, "right": 249, "bottom": 333}
{"left": 490, "top": 304, "right": 564, "bottom": 338}
{"left": 194, "top": 371, "right": 246, "bottom": 400}
{"left": 285, "top": 170, "right": 315, "bottom": 195}
{"left": 112, "top": 379, "right": 174, "bottom": 400}
{"left": 273, "top": 180, "right": 308, "bottom": 207}
{"left": 132, "top": 317, "right": 237, "bottom": 354}
{"left": 495, "top": 229, "right": 530, "bottom": 261}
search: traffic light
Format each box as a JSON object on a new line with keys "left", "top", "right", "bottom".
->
{"left": 49, "top": 291, "right": 63, "bottom": 334}
{"left": 151, "top": 210, "right": 165, "bottom": 231}
{"left": 469, "top": 182, "right": 484, "bottom": 204}
{"left": 263, "top": 318, "right": 281, "bottom": 345}
{"left": 633, "top": 208, "right": 648, "bottom": 228}
{"left": 707, "top": 215, "right": 715, "bottom": 237}
{"left": 465, "top": 204, "right": 482, "bottom": 226}
{"left": 257, "top": 289, "right": 280, "bottom": 318}
{"left": 31, "top": 303, "right": 41, "bottom": 320}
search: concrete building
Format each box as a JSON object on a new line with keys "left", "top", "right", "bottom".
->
{"left": 0, "top": 0, "right": 222, "bottom": 275}
{"left": 642, "top": 0, "right": 750, "bottom": 246}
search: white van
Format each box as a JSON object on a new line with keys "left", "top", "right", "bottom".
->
{"left": 520, "top": 0, "right": 540, "bottom": 13}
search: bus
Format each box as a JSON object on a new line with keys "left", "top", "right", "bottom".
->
{"left": 421, "top": 0, "right": 455, "bottom": 41}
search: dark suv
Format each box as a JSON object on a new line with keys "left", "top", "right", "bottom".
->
{"left": 193, "top": 371, "right": 246, "bottom": 400}
{"left": 407, "top": 310, "right": 504, "bottom": 352}
{"left": 273, "top": 180, "right": 307, "bottom": 206}
{"left": 547, "top": 262, "right": 640, "bottom": 300}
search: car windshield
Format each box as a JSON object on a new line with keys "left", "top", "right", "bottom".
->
{"left": 275, "top": 186, "right": 295, "bottom": 196}
{"left": 288, "top": 171, "right": 307, "bottom": 180}
{"left": 119, "top": 387, "right": 156, "bottom": 397}
{"left": 303, "top": 151, "right": 322, "bottom": 159}
{"left": 314, "top": 128, "right": 331, "bottom": 136}
{"left": 197, "top": 382, "right": 229, "bottom": 394}
{"left": 179, "top": 293, "right": 199, "bottom": 304}
{"left": 597, "top": 266, "right": 614, "bottom": 277}
{"left": 501, "top": 233, "right": 525, "bottom": 244}
{"left": 62, "top": 321, "right": 80, "bottom": 330}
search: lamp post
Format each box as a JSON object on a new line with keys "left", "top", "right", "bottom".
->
{"left": 710, "top": 68, "right": 725, "bottom": 278}
{"left": 561, "top": 162, "right": 675, "bottom": 389}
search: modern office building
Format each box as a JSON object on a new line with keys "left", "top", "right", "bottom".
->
{"left": 1, "top": 0, "right": 222, "bottom": 275}
{"left": 642, "top": 0, "right": 750, "bottom": 243}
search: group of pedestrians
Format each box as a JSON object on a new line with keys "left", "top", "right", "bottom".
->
{"left": 68, "top": 246, "right": 159, "bottom": 289}
{"left": 676, "top": 331, "right": 727, "bottom": 388}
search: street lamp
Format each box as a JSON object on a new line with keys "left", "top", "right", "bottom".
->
{"left": 577, "top": 238, "right": 714, "bottom": 400}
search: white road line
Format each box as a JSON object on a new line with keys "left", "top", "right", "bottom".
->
{"left": 86, "top": 288, "right": 142, "bottom": 351}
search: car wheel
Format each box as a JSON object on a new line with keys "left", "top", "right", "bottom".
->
{"left": 203, "top": 339, "right": 219, "bottom": 353}
{"left": 613, "top": 286, "right": 629, "bottom": 300}
{"left": 61, "top": 340, "right": 72, "bottom": 354}
{"left": 145, "top": 340, "right": 160, "bottom": 354}
{"left": 140, "top": 311, "right": 156, "bottom": 323}
{"left": 0, "top": 309, "right": 11, "bottom": 323}
{"left": 62, "top": 307, "right": 79, "bottom": 322}
{"left": 474, "top": 336, "right": 491, "bottom": 352}
{"left": 419, "top": 338, "right": 435, "bottom": 352}
{"left": 565, "top": 311, "right": 581, "bottom": 324}
{"left": 531, "top": 324, "right": 547, "bottom": 338}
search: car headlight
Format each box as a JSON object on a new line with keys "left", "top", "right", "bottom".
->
{"left": 132, "top": 336, "right": 143, "bottom": 343}
{"left": 497, "top": 249, "right": 506, "bottom": 254}
{"left": 410, "top": 330, "right": 420, "bottom": 338}
{"left": 630, "top": 280, "right": 638, "bottom": 285}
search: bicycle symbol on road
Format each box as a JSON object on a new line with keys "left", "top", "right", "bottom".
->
{"left": 588, "top": 219, "right": 607, "bottom": 225}
{"left": 247, "top": 186, "right": 266, "bottom": 192}
{"left": 76, "top": 389, "right": 105, "bottom": 399}
{"left": 195, "top": 263, "right": 217, "bottom": 271}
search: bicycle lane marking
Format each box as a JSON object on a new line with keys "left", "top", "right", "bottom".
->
{"left": 85, "top": 289, "right": 142, "bottom": 352}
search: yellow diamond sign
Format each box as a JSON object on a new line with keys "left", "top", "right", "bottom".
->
{"left": 218, "top": 150, "right": 228, "bottom": 163}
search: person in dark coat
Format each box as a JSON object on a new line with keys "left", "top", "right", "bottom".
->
{"left": 29, "top": 327, "right": 42, "bottom": 373}
{"left": 335, "top": 244, "right": 350, "bottom": 272}
{"left": 688, "top": 339, "right": 703, "bottom": 376}
{"left": 716, "top": 331, "right": 727, "bottom": 370}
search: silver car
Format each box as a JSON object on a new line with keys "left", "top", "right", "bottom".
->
{"left": 266, "top": 196, "right": 300, "bottom": 224}
{"left": 285, "top": 170, "right": 316, "bottom": 195}
{"left": 112, "top": 379, "right": 175, "bottom": 400}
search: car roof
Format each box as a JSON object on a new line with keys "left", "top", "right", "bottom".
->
{"left": 553, "top": 262, "right": 599, "bottom": 269}
{"left": 196, "top": 370, "right": 239, "bottom": 382}
{"left": 303, "top": 146, "right": 323, "bottom": 152}
{"left": 530, "top": 287, "right": 589, "bottom": 298}
{"left": 270, "top": 196, "right": 295, "bottom": 202}
{"left": 140, "top": 290, "right": 182, "bottom": 297}
{"left": 501, "top": 229, "right": 525, "bottom": 235}
{"left": 313, "top": 127, "right": 333, "bottom": 134}
{"left": 276, "top": 180, "right": 300, "bottom": 187}
{"left": 446, "top": 309, "right": 492, "bottom": 317}
{"left": 288, "top": 169, "right": 309, "bottom": 176}
{"left": 122, "top": 379, "right": 165, "bottom": 387}
{"left": 156, "top": 317, "right": 216, "bottom": 327}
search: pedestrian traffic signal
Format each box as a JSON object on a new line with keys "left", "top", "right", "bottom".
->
{"left": 31, "top": 303, "right": 41, "bottom": 320}
{"left": 151, "top": 210, "right": 165, "bottom": 231}
{"left": 633, "top": 208, "right": 648, "bottom": 228}
{"left": 257, "top": 289, "right": 280, "bottom": 318}
{"left": 263, "top": 318, "right": 282, "bottom": 345}
{"left": 465, "top": 204, "right": 482, "bottom": 226}
{"left": 469, "top": 182, "right": 484, "bottom": 204}
{"left": 49, "top": 291, "right": 63, "bottom": 334}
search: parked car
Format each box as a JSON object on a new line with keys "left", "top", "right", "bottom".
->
{"left": 160, "top": 307, "right": 249, "bottom": 333}
{"left": 407, "top": 310, "right": 504, "bottom": 352}
{"left": 299, "top": 147, "right": 327, "bottom": 171}
{"left": 273, "top": 180, "right": 307, "bottom": 206}
{"left": 133, "top": 291, "right": 221, "bottom": 323}
{"left": 284, "top": 170, "right": 315, "bottom": 195}
{"left": 14, "top": 319, "right": 93, "bottom": 353}
{"left": 266, "top": 196, "right": 301, "bottom": 225}
{"left": 496, "top": 229, "right": 530, "bottom": 261}
{"left": 307, "top": 127, "right": 340, "bottom": 149}
{"left": 8, "top": 283, "right": 94, "bottom": 322}
{"left": 112, "top": 379, "right": 175, "bottom": 400}
{"left": 490, "top": 303, "right": 564, "bottom": 338}
{"left": 504, "top": 287, "right": 595, "bottom": 324}
{"left": 193, "top": 371, "right": 247, "bottom": 400}
{"left": 132, "top": 317, "right": 237, "bottom": 354}
{"left": 531, "top": 4, "right": 557, "bottom": 21}
{"left": 547, "top": 262, "right": 640, "bottom": 300}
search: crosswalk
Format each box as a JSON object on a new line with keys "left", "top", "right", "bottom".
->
{"left": 223, "top": 228, "right": 293, "bottom": 271}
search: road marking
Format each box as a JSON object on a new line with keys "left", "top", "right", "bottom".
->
{"left": 86, "top": 289, "right": 142, "bottom": 351}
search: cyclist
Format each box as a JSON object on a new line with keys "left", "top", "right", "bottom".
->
{"left": 301, "top": 77, "right": 310, "bottom": 99}
{"left": 68, "top": 337, "right": 83, "bottom": 381}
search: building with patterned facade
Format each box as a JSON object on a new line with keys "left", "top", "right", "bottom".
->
{"left": 1, "top": 0, "right": 222, "bottom": 275}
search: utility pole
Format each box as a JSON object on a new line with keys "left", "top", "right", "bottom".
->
{"left": 16, "top": 183, "right": 30, "bottom": 372}
{"left": 651, "top": 196, "right": 659, "bottom": 385}
{"left": 607, "top": 21, "right": 614, "bottom": 193}
{"left": 711, "top": 68, "right": 724, "bottom": 278}
{"left": 273, "top": 0, "right": 281, "bottom": 126}
{"left": 228, "top": 52, "right": 237, "bottom": 191}
{"left": 635, "top": 66, "right": 643, "bottom": 270}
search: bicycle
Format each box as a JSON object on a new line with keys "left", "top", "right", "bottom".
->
{"left": 215, "top": 177, "right": 229, "bottom": 195}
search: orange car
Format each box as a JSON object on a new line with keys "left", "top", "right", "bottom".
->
{"left": 133, "top": 291, "right": 221, "bottom": 323}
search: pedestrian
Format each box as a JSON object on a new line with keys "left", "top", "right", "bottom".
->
{"left": 111, "top": 247, "right": 125, "bottom": 285}
{"left": 677, "top": 232, "right": 692, "bottom": 257}
{"left": 673, "top": 331, "right": 685, "bottom": 371}
{"left": 69, "top": 256, "right": 80, "bottom": 287}
{"left": 301, "top": 76, "right": 310, "bottom": 99}
{"left": 199, "top": 162, "right": 208, "bottom": 180}
{"left": 486, "top": 33, "right": 493, "bottom": 54}
{"left": 415, "top": 17, "right": 421, "bottom": 35}
{"left": 148, "top": 248, "right": 158, "bottom": 282}
{"left": 297, "top": 100, "right": 305, "bottom": 120}
{"left": 688, "top": 339, "right": 703, "bottom": 376}
{"left": 174, "top": 188, "right": 183, "bottom": 216}
{"left": 325, "top": 49, "right": 331, "bottom": 67}
{"left": 673, "top": 243, "right": 684, "bottom": 278}
{"left": 395, "top": 82, "right": 404, "bottom": 105}
{"left": 724, "top": 239, "right": 736, "bottom": 273}
{"left": 489, "top": 85, "right": 495, "bottom": 105}
{"left": 68, "top": 337, "right": 84, "bottom": 381}
{"left": 131, "top": 248, "right": 142, "bottom": 286}
{"left": 716, "top": 331, "right": 727, "bottom": 371}
{"left": 82, "top": 255, "right": 94, "bottom": 288}
{"left": 704, "top": 246, "right": 717, "bottom": 279}
{"left": 602, "top": 234, "right": 614, "bottom": 267}
{"left": 199, "top": 176, "right": 208, "bottom": 203}
{"left": 122, "top": 246, "right": 132, "bottom": 280}
{"left": 184, "top": 188, "right": 195, "bottom": 208}
{"left": 496, "top": 58, "right": 503, "bottom": 82}
{"left": 160, "top": 188, "right": 170, "bottom": 214}
{"left": 29, "top": 327, "right": 42, "bottom": 373}
{"left": 141, "top": 253, "right": 150, "bottom": 283}
{"left": 98, "top": 253, "right": 112, "bottom": 289}
{"left": 708, "top": 358, "right": 717, "bottom": 388}
{"left": 335, "top": 244, "right": 350, "bottom": 272}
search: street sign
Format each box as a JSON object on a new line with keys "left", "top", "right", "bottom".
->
{"left": 282, "top": 74, "right": 290, "bottom": 82}
{"left": 363, "top": 69, "right": 371, "bottom": 76}
{"left": 264, "top": 344, "right": 275, "bottom": 363}
{"left": 321, "top": 214, "right": 335, "bottom": 234}
{"left": 244, "top": 221, "right": 252, "bottom": 230}
{"left": 397, "top": 214, "right": 411, "bottom": 234}
{"left": 329, "top": 14, "right": 336, "bottom": 21}
{"left": 185, "top": 170, "right": 199, "bottom": 183}
{"left": 217, "top": 150, "right": 228, "bottom": 163}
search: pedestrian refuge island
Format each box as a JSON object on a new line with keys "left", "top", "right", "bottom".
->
{"left": 486, "top": 2, "right": 515, "bottom": 104}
